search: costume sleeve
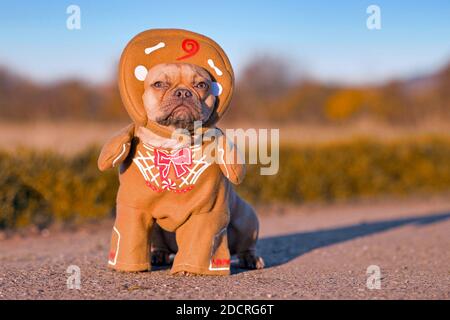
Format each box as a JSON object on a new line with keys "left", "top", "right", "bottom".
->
{"left": 98, "top": 123, "right": 135, "bottom": 171}
{"left": 215, "top": 128, "right": 246, "bottom": 185}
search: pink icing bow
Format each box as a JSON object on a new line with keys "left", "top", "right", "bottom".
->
{"left": 154, "top": 148, "right": 192, "bottom": 179}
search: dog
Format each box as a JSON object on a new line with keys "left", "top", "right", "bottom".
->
{"left": 98, "top": 28, "right": 263, "bottom": 275}
{"left": 141, "top": 62, "right": 264, "bottom": 271}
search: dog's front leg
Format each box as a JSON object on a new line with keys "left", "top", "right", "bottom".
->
{"left": 107, "top": 203, "right": 154, "bottom": 272}
{"left": 171, "top": 210, "right": 231, "bottom": 276}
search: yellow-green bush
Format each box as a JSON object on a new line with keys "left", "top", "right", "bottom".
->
{"left": 238, "top": 137, "right": 450, "bottom": 203}
{"left": 1, "top": 137, "right": 450, "bottom": 230}
{"left": 0, "top": 147, "right": 118, "bottom": 229}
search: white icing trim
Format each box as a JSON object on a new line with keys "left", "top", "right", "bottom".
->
{"left": 144, "top": 42, "right": 165, "bottom": 54}
{"left": 207, "top": 59, "right": 223, "bottom": 76}
{"left": 211, "top": 82, "right": 223, "bottom": 96}
{"left": 112, "top": 143, "right": 128, "bottom": 167}
{"left": 108, "top": 226, "right": 121, "bottom": 266}
{"left": 208, "top": 227, "right": 230, "bottom": 271}
{"left": 218, "top": 147, "right": 229, "bottom": 178}
{"left": 134, "top": 65, "right": 148, "bottom": 81}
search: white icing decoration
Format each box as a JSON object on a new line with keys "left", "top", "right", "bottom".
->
{"left": 211, "top": 82, "right": 223, "bottom": 96}
{"left": 112, "top": 143, "right": 129, "bottom": 167}
{"left": 144, "top": 42, "right": 165, "bottom": 54}
{"left": 107, "top": 226, "right": 121, "bottom": 266}
{"left": 134, "top": 65, "right": 148, "bottom": 81}
{"left": 208, "top": 59, "right": 223, "bottom": 76}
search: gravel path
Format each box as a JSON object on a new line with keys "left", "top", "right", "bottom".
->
{"left": 1, "top": 197, "right": 450, "bottom": 300}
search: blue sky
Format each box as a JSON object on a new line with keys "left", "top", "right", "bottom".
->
{"left": 0, "top": 1, "right": 449, "bottom": 85}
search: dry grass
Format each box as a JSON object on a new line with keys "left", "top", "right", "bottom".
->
{"left": 0, "top": 121, "right": 128, "bottom": 154}
{"left": 1, "top": 119, "right": 450, "bottom": 154}
{"left": 224, "top": 118, "right": 450, "bottom": 146}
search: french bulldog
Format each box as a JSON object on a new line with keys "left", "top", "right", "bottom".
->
{"left": 137, "top": 62, "right": 264, "bottom": 271}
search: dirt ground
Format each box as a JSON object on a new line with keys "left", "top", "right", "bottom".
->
{"left": 1, "top": 196, "right": 449, "bottom": 300}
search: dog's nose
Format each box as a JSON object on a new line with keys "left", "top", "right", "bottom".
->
{"left": 174, "top": 88, "right": 193, "bottom": 98}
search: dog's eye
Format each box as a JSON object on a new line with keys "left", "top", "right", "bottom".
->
{"left": 195, "top": 81, "right": 209, "bottom": 90}
{"left": 152, "top": 81, "right": 166, "bottom": 88}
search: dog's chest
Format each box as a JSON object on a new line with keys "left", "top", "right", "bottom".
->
{"left": 132, "top": 143, "right": 213, "bottom": 194}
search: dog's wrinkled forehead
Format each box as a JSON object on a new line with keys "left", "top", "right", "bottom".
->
{"left": 143, "top": 63, "right": 212, "bottom": 85}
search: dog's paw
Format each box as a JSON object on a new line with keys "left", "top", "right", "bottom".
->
{"left": 238, "top": 252, "right": 265, "bottom": 270}
{"left": 151, "top": 250, "right": 171, "bottom": 266}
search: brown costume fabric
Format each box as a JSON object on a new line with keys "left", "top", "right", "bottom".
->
{"left": 119, "top": 28, "right": 234, "bottom": 137}
{"left": 99, "top": 29, "right": 251, "bottom": 275}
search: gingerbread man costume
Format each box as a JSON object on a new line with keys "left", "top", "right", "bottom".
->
{"left": 98, "top": 29, "right": 260, "bottom": 275}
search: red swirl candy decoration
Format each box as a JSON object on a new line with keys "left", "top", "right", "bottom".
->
{"left": 176, "top": 39, "right": 200, "bottom": 60}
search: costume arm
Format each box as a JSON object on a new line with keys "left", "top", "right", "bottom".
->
{"left": 98, "top": 123, "right": 135, "bottom": 171}
{"left": 215, "top": 129, "right": 246, "bottom": 185}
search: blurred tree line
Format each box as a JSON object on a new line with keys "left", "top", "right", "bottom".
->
{"left": 1, "top": 56, "right": 449, "bottom": 125}
{"left": 0, "top": 68, "right": 126, "bottom": 121}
